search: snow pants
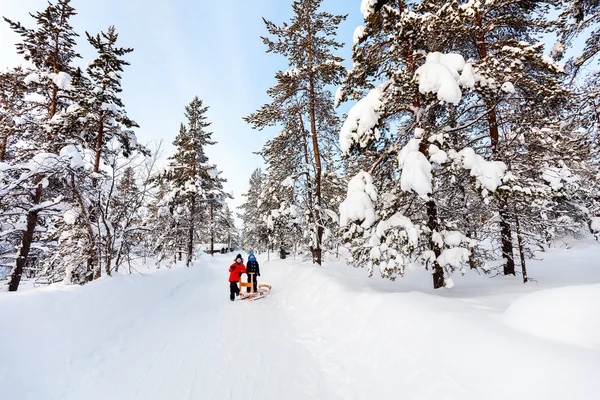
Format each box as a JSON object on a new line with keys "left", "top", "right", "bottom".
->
{"left": 230, "top": 281, "right": 240, "bottom": 301}
{"left": 246, "top": 274, "right": 258, "bottom": 293}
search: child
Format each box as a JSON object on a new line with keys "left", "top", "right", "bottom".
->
{"left": 246, "top": 252, "right": 261, "bottom": 293}
{"left": 228, "top": 254, "right": 246, "bottom": 301}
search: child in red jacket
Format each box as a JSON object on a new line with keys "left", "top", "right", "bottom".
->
{"left": 229, "top": 254, "right": 247, "bottom": 301}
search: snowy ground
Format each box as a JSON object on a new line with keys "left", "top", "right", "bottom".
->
{"left": 2, "top": 240, "right": 600, "bottom": 400}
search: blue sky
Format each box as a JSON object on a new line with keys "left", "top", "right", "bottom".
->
{"left": 0, "top": 0, "right": 363, "bottom": 219}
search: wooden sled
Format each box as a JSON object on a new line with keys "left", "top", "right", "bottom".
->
{"left": 239, "top": 273, "right": 272, "bottom": 301}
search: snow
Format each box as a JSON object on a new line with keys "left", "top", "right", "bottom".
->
{"left": 59, "top": 145, "right": 84, "bottom": 169}
{"left": 52, "top": 71, "right": 73, "bottom": 91}
{"left": 26, "top": 153, "right": 62, "bottom": 173}
{"left": 353, "top": 25, "right": 365, "bottom": 44}
{"left": 12, "top": 116, "right": 25, "bottom": 125}
{"left": 458, "top": 147, "right": 507, "bottom": 191}
{"left": 444, "top": 230, "right": 464, "bottom": 246}
{"left": 360, "top": 0, "right": 378, "bottom": 19}
{"left": 428, "top": 144, "right": 448, "bottom": 164}
{"left": 501, "top": 81, "right": 515, "bottom": 94}
{"left": 437, "top": 247, "right": 470, "bottom": 269}
{"left": 23, "top": 73, "right": 40, "bottom": 85}
{"left": 592, "top": 217, "right": 600, "bottom": 233}
{"left": 2, "top": 243, "right": 600, "bottom": 399}
{"left": 281, "top": 175, "right": 295, "bottom": 187}
{"left": 400, "top": 150, "right": 432, "bottom": 199}
{"left": 551, "top": 41, "right": 564, "bottom": 59}
{"left": 339, "top": 84, "right": 384, "bottom": 153}
{"left": 100, "top": 102, "right": 118, "bottom": 113}
{"left": 334, "top": 86, "right": 344, "bottom": 107}
{"left": 397, "top": 138, "right": 432, "bottom": 199}
{"left": 63, "top": 209, "right": 79, "bottom": 225}
{"left": 458, "top": 63, "right": 476, "bottom": 89}
{"left": 339, "top": 171, "right": 377, "bottom": 229}
{"left": 375, "top": 212, "right": 419, "bottom": 247}
{"left": 504, "top": 284, "right": 600, "bottom": 350}
{"left": 415, "top": 52, "right": 468, "bottom": 105}
{"left": 542, "top": 164, "right": 576, "bottom": 191}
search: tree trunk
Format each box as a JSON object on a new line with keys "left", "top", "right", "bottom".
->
{"left": 10, "top": 31, "right": 65, "bottom": 289}
{"left": 474, "top": 10, "right": 515, "bottom": 276}
{"left": 8, "top": 181, "right": 43, "bottom": 291}
{"left": 210, "top": 201, "right": 214, "bottom": 257}
{"left": 427, "top": 199, "right": 445, "bottom": 289}
{"left": 187, "top": 196, "right": 195, "bottom": 267}
{"left": 306, "top": 8, "right": 323, "bottom": 266}
{"left": 513, "top": 207, "right": 528, "bottom": 283}
{"left": 92, "top": 114, "right": 104, "bottom": 185}
{"left": 0, "top": 136, "right": 7, "bottom": 161}
{"left": 499, "top": 203, "right": 515, "bottom": 275}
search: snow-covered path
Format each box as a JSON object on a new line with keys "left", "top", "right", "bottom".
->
{"left": 1, "top": 255, "right": 342, "bottom": 400}
{"left": 62, "top": 262, "right": 339, "bottom": 400}
{"left": 2, "top": 244, "right": 600, "bottom": 400}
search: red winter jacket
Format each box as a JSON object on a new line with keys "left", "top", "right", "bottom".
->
{"left": 228, "top": 262, "right": 247, "bottom": 282}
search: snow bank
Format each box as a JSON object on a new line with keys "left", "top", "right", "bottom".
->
{"left": 2, "top": 243, "right": 600, "bottom": 399}
{"left": 504, "top": 284, "right": 600, "bottom": 349}
{"left": 278, "top": 244, "right": 600, "bottom": 400}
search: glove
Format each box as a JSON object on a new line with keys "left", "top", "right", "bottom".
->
{"left": 258, "top": 273, "right": 260, "bottom": 277}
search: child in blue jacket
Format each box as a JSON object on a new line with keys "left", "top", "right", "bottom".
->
{"left": 245, "top": 252, "right": 260, "bottom": 293}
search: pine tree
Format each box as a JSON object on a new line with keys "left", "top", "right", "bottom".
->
{"left": 3, "top": 0, "right": 81, "bottom": 291}
{"left": 0, "top": 67, "right": 27, "bottom": 162}
{"left": 239, "top": 168, "right": 269, "bottom": 253}
{"left": 245, "top": 0, "right": 346, "bottom": 265}
{"left": 339, "top": 0, "right": 595, "bottom": 288}
{"left": 338, "top": 1, "right": 512, "bottom": 288}
{"left": 155, "top": 97, "right": 229, "bottom": 265}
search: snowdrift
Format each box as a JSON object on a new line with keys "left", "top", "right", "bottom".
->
{"left": 1, "top": 243, "right": 600, "bottom": 399}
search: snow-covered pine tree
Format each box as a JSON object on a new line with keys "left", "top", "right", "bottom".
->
{"left": 3, "top": 0, "right": 81, "bottom": 291}
{"left": 556, "top": 0, "right": 600, "bottom": 77}
{"left": 555, "top": 0, "right": 600, "bottom": 235}
{"left": 260, "top": 171, "right": 301, "bottom": 259}
{"left": 64, "top": 25, "right": 144, "bottom": 278}
{"left": 245, "top": 0, "right": 346, "bottom": 265}
{"left": 0, "top": 67, "right": 27, "bottom": 162}
{"left": 338, "top": 1, "right": 513, "bottom": 288}
{"left": 420, "top": 0, "right": 594, "bottom": 278}
{"left": 205, "top": 168, "right": 232, "bottom": 256}
{"left": 238, "top": 168, "right": 269, "bottom": 253}
{"left": 215, "top": 205, "right": 237, "bottom": 252}
{"left": 155, "top": 97, "right": 228, "bottom": 265}
{"left": 341, "top": 1, "right": 595, "bottom": 286}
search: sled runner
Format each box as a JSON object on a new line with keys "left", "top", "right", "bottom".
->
{"left": 239, "top": 272, "right": 271, "bottom": 301}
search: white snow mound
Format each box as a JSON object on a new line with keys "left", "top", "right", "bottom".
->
{"left": 504, "top": 284, "right": 600, "bottom": 349}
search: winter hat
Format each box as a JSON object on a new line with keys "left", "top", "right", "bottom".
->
{"left": 235, "top": 254, "right": 243, "bottom": 261}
